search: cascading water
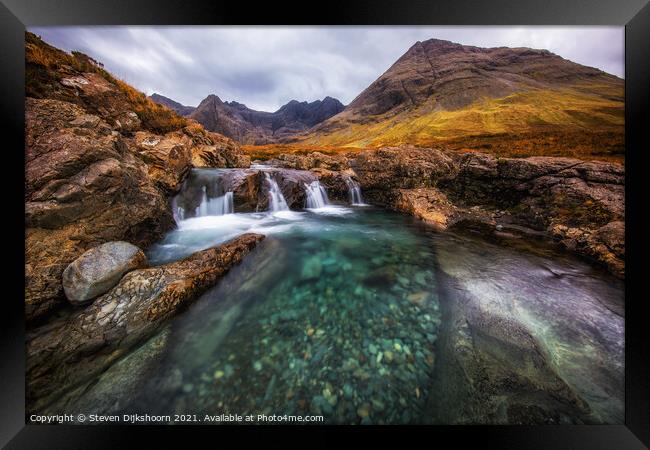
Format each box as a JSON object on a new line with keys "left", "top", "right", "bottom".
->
{"left": 304, "top": 181, "right": 329, "bottom": 209}
{"left": 265, "top": 172, "right": 289, "bottom": 211}
{"left": 172, "top": 172, "right": 235, "bottom": 222}
{"left": 206, "top": 192, "right": 234, "bottom": 216}
{"left": 345, "top": 177, "right": 364, "bottom": 205}
{"left": 192, "top": 187, "right": 234, "bottom": 217}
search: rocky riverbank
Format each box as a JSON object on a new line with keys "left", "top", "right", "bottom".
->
{"left": 27, "top": 233, "right": 264, "bottom": 413}
{"left": 262, "top": 146, "right": 625, "bottom": 277}
{"left": 25, "top": 94, "right": 250, "bottom": 325}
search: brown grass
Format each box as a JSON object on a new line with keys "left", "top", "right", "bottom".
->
{"left": 112, "top": 78, "right": 187, "bottom": 134}
{"left": 243, "top": 128, "right": 624, "bottom": 164}
{"left": 26, "top": 32, "right": 187, "bottom": 134}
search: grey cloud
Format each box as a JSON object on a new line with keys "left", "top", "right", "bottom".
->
{"left": 29, "top": 26, "right": 624, "bottom": 112}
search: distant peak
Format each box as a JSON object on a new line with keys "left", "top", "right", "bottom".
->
{"left": 201, "top": 94, "right": 224, "bottom": 105}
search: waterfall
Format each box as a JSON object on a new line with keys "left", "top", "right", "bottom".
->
{"left": 193, "top": 187, "right": 234, "bottom": 217}
{"left": 345, "top": 177, "right": 364, "bottom": 205}
{"left": 304, "top": 181, "right": 329, "bottom": 209}
{"left": 171, "top": 196, "right": 185, "bottom": 223}
{"left": 172, "top": 185, "right": 235, "bottom": 222}
{"left": 198, "top": 187, "right": 209, "bottom": 216}
{"left": 265, "top": 173, "right": 289, "bottom": 211}
{"left": 206, "top": 192, "right": 234, "bottom": 216}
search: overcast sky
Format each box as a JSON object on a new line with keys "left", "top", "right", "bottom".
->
{"left": 29, "top": 26, "right": 624, "bottom": 112}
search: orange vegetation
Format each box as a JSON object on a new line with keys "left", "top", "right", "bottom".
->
{"left": 26, "top": 32, "right": 186, "bottom": 134}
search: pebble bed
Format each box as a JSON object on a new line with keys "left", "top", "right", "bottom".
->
{"left": 134, "top": 208, "right": 442, "bottom": 424}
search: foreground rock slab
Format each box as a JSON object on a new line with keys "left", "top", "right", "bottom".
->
{"left": 27, "top": 233, "right": 265, "bottom": 413}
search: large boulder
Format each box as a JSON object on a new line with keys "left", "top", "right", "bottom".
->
{"left": 349, "top": 147, "right": 625, "bottom": 276}
{"left": 266, "top": 151, "right": 350, "bottom": 171}
{"left": 351, "top": 146, "right": 458, "bottom": 204}
{"left": 444, "top": 152, "right": 625, "bottom": 276}
{"left": 25, "top": 98, "right": 175, "bottom": 323}
{"left": 131, "top": 130, "right": 194, "bottom": 193}
{"left": 62, "top": 241, "right": 147, "bottom": 304}
{"left": 130, "top": 126, "right": 250, "bottom": 194}
{"left": 27, "top": 233, "right": 265, "bottom": 413}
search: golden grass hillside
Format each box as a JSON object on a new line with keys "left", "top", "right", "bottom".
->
{"left": 295, "top": 84, "right": 624, "bottom": 163}
{"left": 26, "top": 32, "right": 187, "bottom": 134}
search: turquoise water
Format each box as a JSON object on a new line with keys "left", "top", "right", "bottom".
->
{"left": 141, "top": 206, "right": 442, "bottom": 424}
{"left": 58, "top": 196, "right": 623, "bottom": 425}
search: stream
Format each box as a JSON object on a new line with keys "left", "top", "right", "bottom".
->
{"left": 57, "top": 168, "right": 624, "bottom": 425}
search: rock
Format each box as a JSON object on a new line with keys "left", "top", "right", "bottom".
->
{"left": 407, "top": 291, "right": 429, "bottom": 306}
{"left": 189, "top": 95, "right": 344, "bottom": 144}
{"left": 448, "top": 152, "right": 625, "bottom": 276}
{"left": 352, "top": 146, "right": 457, "bottom": 206}
{"left": 131, "top": 126, "right": 249, "bottom": 194}
{"left": 39, "top": 326, "right": 171, "bottom": 416}
{"left": 357, "top": 403, "right": 371, "bottom": 418}
{"left": 26, "top": 233, "right": 264, "bottom": 412}
{"left": 25, "top": 98, "right": 175, "bottom": 323}
{"left": 393, "top": 188, "right": 464, "bottom": 230}
{"left": 131, "top": 130, "right": 194, "bottom": 192}
{"left": 267, "top": 152, "right": 350, "bottom": 172}
{"left": 62, "top": 241, "right": 147, "bottom": 304}
{"left": 426, "top": 256, "right": 620, "bottom": 424}
{"left": 353, "top": 147, "right": 624, "bottom": 277}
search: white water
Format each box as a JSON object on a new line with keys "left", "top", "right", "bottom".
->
{"left": 205, "top": 191, "right": 234, "bottom": 216}
{"left": 265, "top": 173, "right": 289, "bottom": 212}
{"left": 173, "top": 187, "right": 234, "bottom": 222}
{"left": 304, "top": 181, "right": 329, "bottom": 209}
{"left": 197, "top": 188, "right": 234, "bottom": 217}
{"left": 345, "top": 177, "right": 366, "bottom": 205}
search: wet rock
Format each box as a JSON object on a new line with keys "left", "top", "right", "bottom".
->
{"left": 62, "top": 241, "right": 147, "bottom": 304}
{"left": 357, "top": 403, "right": 371, "bottom": 418}
{"left": 40, "top": 326, "right": 171, "bottom": 416}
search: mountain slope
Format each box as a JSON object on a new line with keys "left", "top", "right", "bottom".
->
{"left": 149, "top": 93, "right": 196, "bottom": 116}
{"left": 189, "top": 94, "right": 345, "bottom": 144}
{"left": 297, "top": 39, "right": 624, "bottom": 159}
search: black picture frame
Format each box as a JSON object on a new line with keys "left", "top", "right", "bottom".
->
{"left": 2, "top": 0, "right": 648, "bottom": 448}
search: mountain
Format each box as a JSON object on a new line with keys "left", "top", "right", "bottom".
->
{"left": 297, "top": 39, "right": 624, "bottom": 159}
{"left": 188, "top": 95, "right": 345, "bottom": 144}
{"left": 149, "top": 93, "right": 196, "bottom": 116}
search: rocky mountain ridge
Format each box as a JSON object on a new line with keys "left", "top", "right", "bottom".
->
{"left": 149, "top": 93, "right": 196, "bottom": 116}
{"left": 298, "top": 39, "right": 624, "bottom": 160}
{"left": 185, "top": 94, "right": 344, "bottom": 144}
